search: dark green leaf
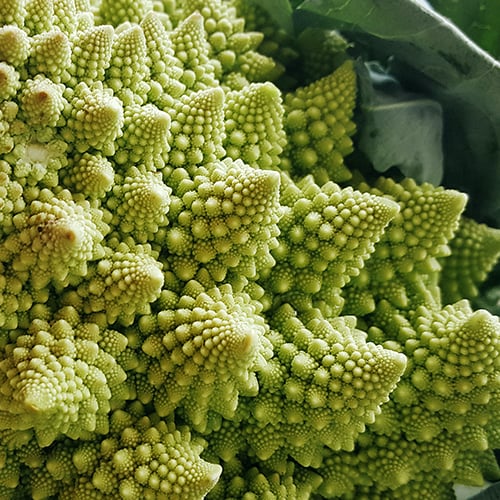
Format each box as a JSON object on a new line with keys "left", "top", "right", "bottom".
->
{"left": 251, "top": 0, "right": 294, "bottom": 34}
{"left": 430, "top": 0, "right": 500, "bottom": 60}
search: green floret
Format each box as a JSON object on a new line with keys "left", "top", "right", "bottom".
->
{"left": 0, "top": 312, "right": 128, "bottom": 447}
{"left": 0, "top": 262, "right": 40, "bottom": 330}
{"left": 359, "top": 300, "right": 500, "bottom": 496}
{"left": 365, "top": 477, "right": 456, "bottom": 500}
{"left": 224, "top": 81, "right": 287, "bottom": 170}
{"left": 140, "top": 281, "right": 272, "bottom": 431}
{"left": 61, "top": 81, "right": 124, "bottom": 155}
{"left": 19, "top": 75, "right": 67, "bottom": 128}
{"left": 0, "top": 188, "right": 107, "bottom": 290}
{"left": 1, "top": 407, "right": 222, "bottom": 499}
{"left": 0, "top": 102, "right": 18, "bottom": 155}
{"left": 67, "top": 409, "right": 222, "bottom": 500}
{"left": 454, "top": 448, "right": 500, "bottom": 488}
{"left": 25, "top": 440, "right": 76, "bottom": 498}
{"left": 165, "top": 87, "right": 225, "bottom": 171}
{"left": 61, "top": 152, "right": 115, "bottom": 198}
{"left": 321, "top": 431, "right": 500, "bottom": 499}
{"left": 74, "top": 10, "right": 94, "bottom": 33}
{"left": 3, "top": 122, "right": 69, "bottom": 188}
{"left": 0, "top": 62, "right": 21, "bottom": 101}
{"left": 232, "top": 49, "right": 284, "bottom": 88}
{"left": 106, "top": 166, "right": 171, "bottom": 243}
{"left": 164, "top": 157, "right": 281, "bottom": 283}
{"left": 52, "top": 0, "right": 79, "bottom": 35}
{"left": 140, "top": 11, "right": 185, "bottom": 100}
{"left": 22, "top": 0, "right": 75, "bottom": 40}
{"left": 168, "top": 12, "right": 220, "bottom": 92}
{"left": 343, "top": 177, "right": 468, "bottom": 317}
{"left": 232, "top": 0, "right": 299, "bottom": 80}
{"left": 178, "top": 0, "right": 282, "bottom": 87}
{"left": 0, "top": 25, "right": 30, "bottom": 67}
{"left": 334, "top": 438, "right": 458, "bottom": 499}
{"left": 114, "top": 103, "right": 171, "bottom": 170}
{"left": 178, "top": 0, "right": 243, "bottom": 57}
{"left": 106, "top": 24, "right": 151, "bottom": 105}
{"left": 66, "top": 25, "right": 114, "bottom": 87}
{"left": 0, "top": 446, "right": 23, "bottom": 496}
{"left": 0, "top": 0, "right": 26, "bottom": 27}
{"left": 440, "top": 217, "right": 500, "bottom": 304}
{"left": 282, "top": 60, "right": 357, "bottom": 184}
{"left": 314, "top": 449, "right": 369, "bottom": 498}
{"left": 410, "top": 302, "right": 500, "bottom": 425}
{"left": 206, "top": 458, "right": 303, "bottom": 500}
{"left": 0, "top": 160, "right": 25, "bottom": 236}
{"left": 261, "top": 174, "right": 399, "bottom": 317}
{"left": 27, "top": 29, "right": 72, "bottom": 84}
{"left": 2, "top": 0, "right": 500, "bottom": 498}
{"left": 97, "top": 0, "right": 154, "bottom": 26}
{"left": 240, "top": 306, "right": 406, "bottom": 467}
{"left": 24, "top": 0, "right": 54, "bottom": 36}
{"left": 71, "top": 238, "right": 164, "bottom": 326}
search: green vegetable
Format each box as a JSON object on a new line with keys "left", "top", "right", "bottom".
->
{"left": 0, "top": 0, "right": 499, "bottom": 499}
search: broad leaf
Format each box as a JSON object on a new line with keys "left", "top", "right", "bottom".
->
{"left": 357, "top": 61, "right": 443, "bottom": 185}
{"left": 251, "top": 0, "right": 294, "bottom": 34}
{"left": 430, "top": 0, "right": 500, "bottom": 60}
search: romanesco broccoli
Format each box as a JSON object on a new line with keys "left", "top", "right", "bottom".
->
{"left": 1, "top": 0, "right": 500, "bottom": 499}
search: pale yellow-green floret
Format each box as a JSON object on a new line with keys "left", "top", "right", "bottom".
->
{"left": 343, "top": 177, "right": 468, "bottom": 318}
{"left": 0, "top": 188, "right": 107, "bottom": 290}
{"left": 61, "top": 81, "right": 124, "bottom": 155}
{"left": 164, "top": 157, "right": 282, "bottom": 283}
{"left": 241, "top": 307, "right": 406, "bottom": 467}
{"left": 282, "top": 60, "right": 357, "bottom": 184}
{"left": 165, "top": 87, "right": 225, "bottom": 170}
{"left": 224, "top": 81, "right": 287, "bottom": 170}
{"left": 440, "top": 217, "right": 500, "bottom": 304}
{"left": 168, "top": 12, "right": 220, "bottom": 92}
{"left": 260, "top": 173, "right": 399, "bottom": 317}
{"left": 61, "top": 152, "right": 115, "bottom": 198}
{"left": 0, "top": 62, "right": 21, "bottom": 102}
{"left": 0, "top": 311, "right": 128, "bottom": 447}
{"left": 140, "top": 281, "right": 272, "bottom": 432}
{"left": 66, "top": 25, "right": 114, "bottom": 87}
{"left": 114, "top": 103, "right": 171, "bottom": 169}
{"left": 70, "top": 238, "right": 164, "bottom": 326}
{"left": 106, "top": 166, "right": 171, "bottom": 242}
{"left": 19, "top": 75, "right": 67, "bottom": 128}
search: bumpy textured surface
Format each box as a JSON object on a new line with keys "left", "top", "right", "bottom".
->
{"left": 261, "top": 173, "right": 399, "bottom": 317}
{"left": 0, "top": 1, "right": 499, "bottom": 499}
{"left": 1, "top": 188, "right": 107, "bottom": 290}
{"left": 342, "top": 177, "right": 468, "bottom": 317}
{"left": 0, "top": 311, "right": 128, "bottom": 447}
{"left": 163, "top": 157, "right": 282, "bottom": 284}
{"left": 439, "top": 217, "right": 500, "bottom": 304}
{"left": 241, "top": 308, "right": 405, "bottom": 467}
{"left": 224, "top": 81, "right": 286, "bottom": 170}
{"left": 140, "top": 281, "right": 272, "bottom": 432}
{"left": 282, "top": 60, "right": 357, "bottom": 184}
